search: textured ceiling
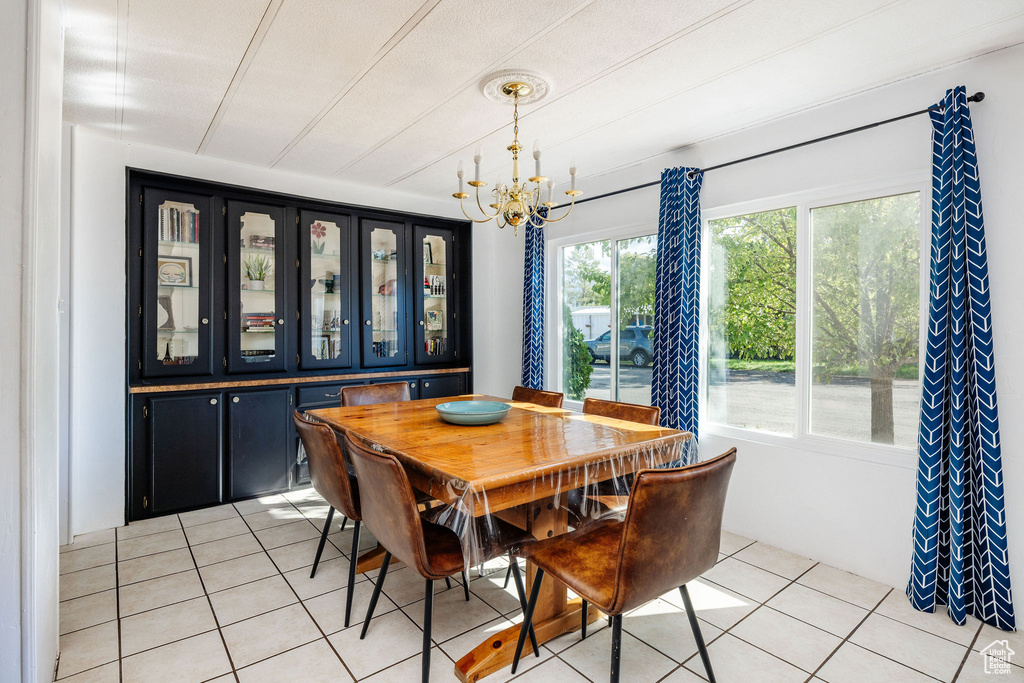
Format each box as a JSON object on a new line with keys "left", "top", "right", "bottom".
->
{"left": 63, "top": 0, "right": 1024, "bottom": 199}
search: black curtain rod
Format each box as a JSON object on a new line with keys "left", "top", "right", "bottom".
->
{"left": 573, "top": 91, "right": 986, "bottom": 207}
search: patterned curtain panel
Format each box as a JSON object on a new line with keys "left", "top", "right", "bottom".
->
{"left": 520, "top": 215, "right": 546, "bottom": 390}
{"left": 907, "top": 86, "right": 1014, "bottom": 630}
{"left": 651, "top": 167, "right": 703, "bottom": 447}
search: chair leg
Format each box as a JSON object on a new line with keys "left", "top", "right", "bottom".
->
{"left": 310, "top": 507, "right": 335, "bottom": 579}
{"left": 422, "top": 579, "right": 434, "bottom": 683}
{"left": 359, "top": 551, "right": 392, "bottom": 639}
{"left": 340, "top": 517, "right": 348, "bottom": 532}
{"left": 610, "top": 614, "right": 622, "bottom": 683}
{"left": 508, "top": 561, "right": 539, "bottom": 657}
{"left": 511, "top": 568, "right": 544, "bottom": 674}
{"left": 444, "top": 577, "right": 451, "bottom": 589}
{"left": 503, "top": 563, "right": 513, "bottom": 588}
{"left": 461, "top": 570, "right": 470, "bottom": 602}
{"left": 343, "top": 520, "right": 361, "bottom": 628}
{"left": 581, "top": 599, "right": 588, "bottom": 640}
{"left": 679, "top": 584, "right": 715, "bottom": 683}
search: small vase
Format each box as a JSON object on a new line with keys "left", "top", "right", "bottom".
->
{"left": 248, "top": 279, "right": 265, "bottom": 290}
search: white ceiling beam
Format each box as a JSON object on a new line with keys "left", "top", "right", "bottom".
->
{"left": 196, "top": 0, "right": 284, "bottom": 154}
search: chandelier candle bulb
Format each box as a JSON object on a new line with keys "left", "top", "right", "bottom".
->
{"left": 474, "top": 146, "right": 482, "bottom": 182}
{"left": 533, "top": 141, "right": 542, "bottom": 179}
{"left": 570, "top": 161, "right": 577, "bottom": 191}
{"left": 547, "top": 179, "right": 554, "bottom": 204}
{"left": 457, "top": 162, "right": 464, "bottom": 193}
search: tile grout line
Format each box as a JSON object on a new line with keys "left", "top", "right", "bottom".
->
{"left": 952, "top": 620, "right": 985, "bottom": 682}
{"left": 175, "top": 513, "right": 243, "bottom": 683}
{"left": 234, "top": 501, "right": 360, "bottom": 682}
{"left": 805, "top": 587, "right": 895, "bottom": 682}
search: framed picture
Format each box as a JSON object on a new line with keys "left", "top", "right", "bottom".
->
{"left": 426, "top": 310, "right": 443, "bottom": 330}
{"left": 423, "top": 241, "right": 433, "bottom": 264}
{"left": 157, "top": 255, "right": 193, "bottom": 287}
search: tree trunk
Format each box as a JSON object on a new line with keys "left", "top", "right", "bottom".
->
{"left": 869, "top": 365, "right": 895, "bottom": 444}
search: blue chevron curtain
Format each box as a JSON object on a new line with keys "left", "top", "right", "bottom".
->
{"left": 521, "top": 214, "right": 546, "bottom": 390}
{"left": 651, "top": 167, "right": 703, "bottom": 452}
{"left": 907, "top": 86, "right": 1014, "bottom": 631}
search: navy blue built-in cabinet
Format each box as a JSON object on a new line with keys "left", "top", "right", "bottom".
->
{"left": 127, "top": 170, "right": 473, "bottom": 522}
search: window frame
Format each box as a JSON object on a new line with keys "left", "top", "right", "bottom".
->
{"left": 700, "top": 173, "right": 930, "bottom": 469}
{"left": 547, "top": 221, "right": 659, "bottom": 411}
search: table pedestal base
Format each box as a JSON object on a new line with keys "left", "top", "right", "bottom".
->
{"left": 455, "top": 596, "right": 602, "bottom": 682}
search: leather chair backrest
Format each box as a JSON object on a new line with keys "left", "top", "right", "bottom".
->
{"left": 293, "top": 411, "right": 360, "bottom": 521}
{"left": 511, "top": 385, "right": 565, "bottom": 408}
{"left": 342, "top": 432, "right": 431, "bottom": 577}
{"left": 610, "top": 448, "right": 736, "bottom": 613}
{"left": 341, "top": 382, "right": 411, "bottom": 407}
{"left": 583, "top": 398, "right": 660, "bottom": 426}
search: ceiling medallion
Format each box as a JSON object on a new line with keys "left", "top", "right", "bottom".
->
{"left": 452, "top": 71, "right": 580, "bottom": 235}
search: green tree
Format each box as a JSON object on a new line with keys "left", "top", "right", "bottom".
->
{"left": 811, "top": 194, "right": 920, "bottom": 444}
{"left": 618, "top": 236, "right": 657, "bottom": 325}
{"left": 562, "top": 243, "right": 610, "bottom": 309}
{"left": 709, "top": 208, "right": 797, "bottom": 361}
{"left": 563, "top": 304, "right": 594, "bottom": 400}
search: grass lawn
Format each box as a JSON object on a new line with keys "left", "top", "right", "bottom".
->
{"left": 721, "top": 359, "right": 919, "bottom": 380}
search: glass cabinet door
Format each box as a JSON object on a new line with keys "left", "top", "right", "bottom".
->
{"left": 414, "top": 225, "right": 456, "bottom": 364}
{"left": 142, "top": 188, "right": 213, "bottom": 377}
{"left": 360, "top": 219, "right": 406, "bottom": 367}
{"left": 300, "top": 210, "right": 354, "bottom": 369}
{"left": 227, "top": 201, "right": 287, "bottom": 373}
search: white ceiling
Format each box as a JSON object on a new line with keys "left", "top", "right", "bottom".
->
{"left": 63, "top": 0, "right": 1024, "bottom": 199}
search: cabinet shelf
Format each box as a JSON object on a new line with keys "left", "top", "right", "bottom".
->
{"left": 159, "top": 240, "right": 200, "bottom": 248}
{"left": 157, "top": 328, "right": 200, "bottom": 334}
{"left": 158, "top": 283, "right": 199, "bottom": 290}
{"left": 241, "top": 287, "right": 276, "bottom": 293}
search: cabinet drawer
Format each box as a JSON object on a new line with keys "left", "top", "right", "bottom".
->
{"left": 419, "top": 374, "right": 463, "bottom": 400}
{"left": 297, "top": 384, "right": 345, "bottom": 406}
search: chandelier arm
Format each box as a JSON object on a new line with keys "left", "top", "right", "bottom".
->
{"left": 532, "top": 195, "right": 577, "bottom": 223}
{"left": 459, "top": 197, "right": 501, "bottom": 224}
{"left": 475, "top": 184, "right": 500, "bottom": 218}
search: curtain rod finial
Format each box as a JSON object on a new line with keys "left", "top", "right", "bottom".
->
{"left": 970, "top": 91, "right": 985, "bottom": 103}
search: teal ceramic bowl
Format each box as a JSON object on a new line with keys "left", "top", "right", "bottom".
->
{"left": 435, "top": 400, "right": 511, "bottom": 426}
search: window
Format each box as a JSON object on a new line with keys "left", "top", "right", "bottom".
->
{"left": 707, "top": 208, "right": 797, "bottom": 434}
{"left": 559, "top": 234, "right": 658, "bottom": 404}
{"left": 705, "top": 189, "right": 923, "bottom": 451}
{"left": 810, "top": 193, "right": 921, "bottom": 447}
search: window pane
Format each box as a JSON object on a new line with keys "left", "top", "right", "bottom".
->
{"left": 562, "top": 241, "right": 611, "bottom": 400}
{"left": 810, "top": 193, "right": 920, "bottom": 447}
{"left": 707, "top": 208, "right": 797, "bottom": 434}
{"left": 616, "top": 235, "right": 657, "bottom": 405}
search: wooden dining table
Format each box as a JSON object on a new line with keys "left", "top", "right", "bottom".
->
{"left": 308, "top": 394, "right": 691, "bottom": 682}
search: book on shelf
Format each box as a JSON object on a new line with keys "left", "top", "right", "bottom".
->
{"left": 159, "top": 206, "right": 199, "bottom": 243}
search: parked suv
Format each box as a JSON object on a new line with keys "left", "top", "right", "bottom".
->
{"left": 585, "top": 325, "right": 654, "bottom": 366}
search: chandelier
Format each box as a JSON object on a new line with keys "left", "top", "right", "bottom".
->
{"left": 452, "top": 74, "right": 580, "bottom": 235}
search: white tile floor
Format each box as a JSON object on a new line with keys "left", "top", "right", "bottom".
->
{"left": 57, "top": 489, "right": 1023, "bottom": 682}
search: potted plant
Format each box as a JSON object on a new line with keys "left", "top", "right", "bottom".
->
{"left": 244, "top": 254, "right": 272, "bottom": 290}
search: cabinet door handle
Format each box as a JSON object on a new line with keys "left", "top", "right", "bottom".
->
{"left": 410, "top": 383, "right": 416, "bottom": 388}
{"left": 201, "top": 318, "right": 209, "bottom": 325}
{"left": 424, "top": 382, "right": 430, "bottom": 388}
{"left": 210, "top": 398, "right": 218, "bottom": 405}
{"left": 278, "top": 319, "right": 285, "bottom": 325}
{"left": 232, "top": 397, "right": 239, "bottom": 403}
{"left": 324, "top": 391, "right": 340, "bottom": 398}
{"left": 364, "top": 320, "right": 371, "bottom": 325}
{"left": 418, "top": 321, "right": 424, "bottom": 326}
{"left": 343, "top": 319, "right": 349, "bottom": 325}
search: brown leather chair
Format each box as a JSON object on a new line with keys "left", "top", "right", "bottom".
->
{"left": 343, "top": 432, "right": 540, "bottom": 682}
{"left": 512, "top": 448, "right": 737, "bottom": 683}
{"left": 341, "top": 381, "right": 412, "bottom": 407}
{"left": 293, "top": 411, "right": 365, "bottom": 627}
{"left": 511, "top": 385, "right": 564, "bottom": 408}
{"left": 583, "top": 397, "right": 660, "bottom": 425}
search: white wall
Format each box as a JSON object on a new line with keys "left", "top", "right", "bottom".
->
{"left": 533, "top": 42, "right": 1024, "bottom": 610}
{"left": 1, "top": 0, "right": 65, "bottom": 679}
{"left": 66, "top": 129, "right": 471, "bottom": 535}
